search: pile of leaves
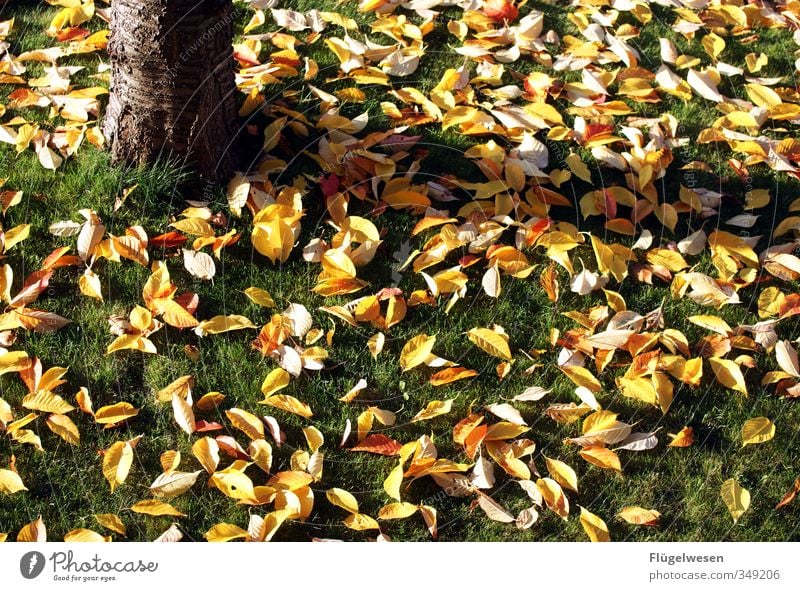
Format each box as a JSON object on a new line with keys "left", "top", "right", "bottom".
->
{"left": 0, "top": 0, "right": 799, "bottom": 542}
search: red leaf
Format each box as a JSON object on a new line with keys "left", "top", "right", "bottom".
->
{"left": 584, "top": 123, "right": 615, "bottom": 142}
{"left": 603, "top": 189, "right": 618, "bottom": 219}
{"left": 174, "top": 292, "right": 199, "bottom": 315}
{"left": 483, "top": 0, "right": 519, "bottom": 23}
{"left": 320, "top": 174, "right": 340, "bottom": 198}
{"left": 41, "top": 246, "right": 78, "bottom": 270}
{"left": 215, "top": 435, "right": 251, "bottom": 460}
{"left": 195, "top": 420, "right": 224, "bottom": 432}
{"left": 233, "top": 51, "right": 260, "bottom": 66}
{"left": 55, "top": 27, "right": 90, "bottom": 42}
{"left": 350, "top": 434, "right": 401, "bottom": 456}
{"left": 150, "top": 231, "right": 187, "bottom": 250}
{"left": 458, "top": 254, "right": 482, "bottom": 268}
{"left": 10, "top": 270, "right": 52, "bottom": 308}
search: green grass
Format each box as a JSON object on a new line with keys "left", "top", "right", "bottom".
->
{"left": 0, "top": 1, "right": 798, "bottom": 542}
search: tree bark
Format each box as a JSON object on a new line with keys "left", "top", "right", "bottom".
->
{"left": 103, "top": 0, "right": 239, "bottom": 182}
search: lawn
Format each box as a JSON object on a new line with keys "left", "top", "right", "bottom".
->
{"left": 0, "top": 0, "right": 798, "bottom": 542}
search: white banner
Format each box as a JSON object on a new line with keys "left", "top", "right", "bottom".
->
{"left": 0, "top": 542, "right": 798, "bottom": 590}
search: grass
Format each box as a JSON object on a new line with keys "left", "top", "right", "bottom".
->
{"left": 0, "top": 0, "right": 798, "bottom": 542}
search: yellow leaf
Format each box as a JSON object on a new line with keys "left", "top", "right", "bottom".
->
{"left": 4, "top": 223, "right": 30, "bottom": 250}
{"left": 0, "top": 350, "right": 30, "bottom": 375}
{"left": 561, "top": 365, "right": 602, "bottom": 393}
{"left": 720, "top": 478, "right": 750, "bottom": 523}
{"left": 653, "top": 203, "right": 678, "bottom": 232}
{"left": 263, "top": 117, "right": 288, "bottom": 153}
{"left": 565, "top": 153, "right": 591, "bottom": 183}
{"left": 244, "top": 287, "right": 275, "bottom": 308}
{"left": 419, "top": 504, "right": 437, "bottom": 539}
{"left": 485, "top": 422, "right": 529, "bottom": 441}
{"left": 646, "top": 248, "right": 688, "bottom": 272}
{"left": 156, "top": 375, "right": 194, "bottom": 403}
{"left": 227, "top": 173, "right": 250, "bottom": 217}
{"left": 17, "top": 516, "right": 46, "bottom": 542}
{"left": 321, "top": 248, "right": 357, "bottom": 278}
{"left": 689, "top": 315, "right": 732, "bottom": 335}
{"left": 580, "top": 446, "right": 622, "bottom": 471}
{"left": 159, "top": 450, "right": 180, "bottom": 473}
{"left": 367, "top": 332, "right": 385, "bottom": 358}
{"left": 429, "top": 367, "right": 478, "bottom": 386}
{"left": 169, "top": 218, "right": 215, "bottom": 237}
{"left": 268, "top": 470, "right": 313, "bottom": 491}
{"left": 260, "top": 510, "right": 292, "bottom": 541}
{"left": 154, "top": 299, "right": 198, "bottom": 328}
{"left": 95, "top": 402, "right": 139, "bottom": 425}
{"left": 130, "top": 500, "right": 186, "bottom": 517}
{"left": 617, "top": 377, "right": 657, "bottom": 406}
{"left": 618, "top": 506, "right": 661, "bottom": 526}
{"left": 249, "top": 439, "right": 273, "bottom": 473}
{"left": 758, "top": 286, "right": 786, "bottom": 318}
{"left": 384, "top": 462, "right": 404, "bottom": 501}
{"left": 10, "top": 428, "right": 42, "bottom": 451}
{"left": 6, "top": 412, "right": 37, "bottom": 435}
{"left": 343, "top": 513, "right": 380, "bottom": 531}
{"left": 205, "top": 523, "right": 248, "bottom": 542}
{"left": 75, "top": 386, "right": 94, "bottom": 416}
{"left": 579, "top": 506, "right": 611, "bottom": 542}
{"left": 400, "top": 333, "right": 436, "bottom": 371}
{"left": 741, "top": 417, "right": 775, "bottom": 447}
{"left": 701, "top": 32, "right": 725, "bottom": 60}
{"left": 412, "top": 399, "right": 453, "bottom": 422}
{"left": 253, "top": 213, "right": 300, "bottom": 265}
{"left": 326, "top": 487, "right": 359, "bottom": 514}
{"left": 545, "top": 457, "right": 579, "bottom": 493}
{"left": 591, "top": 235, "right": 628, "bottom": 282}
{"left": 745, "top": 83, "right": 781, "bottom": 108}
{"left": 103, "top": 441, "right": 133, "bottom": 492}
{"left": 194, "top": 315, "right": 255, "bottom": 336}
{"left": 303, "top": 426, "right": 324, "bottom": 453}
{"left": 378, "top": 502, "right": 418, "bottom": 520}
{"left": 94, "top": 513, "right": 126, "bottom": 536}
{"left": 64, "top": 528, "right": 109, "bottom": 542}
{"left": 339, "top": 378, "right": 367, "bottom": 403}
{"left": 382, "top": 190, "right": 431, "bottom": 210}
{"left": 668, "top": 426, "right": 694, "bottom": 448}
{"left": 537, "top": 477, "right": 569, "bottom": 520}
{"left": 260, "top": 394, "right": 313, "bottom": 418}
{"left": 226, "top": 408, "right": 265, "bottom": 440}
{"left": 196, "top": 391, "right": 225, "bottom": 411}
{"left": 22, "top": 390, "right": 75, "bottom": 414}
{"left": 45, "top": 414, "right": 80, "bottom": 445}
{"left": 209, "top": 464, "right": 255, "bottom": 500}
{"left": 0, "top": 468, "right": 26, "bottom": 495}
{"left": 467, "top": 327, "right": 512, "bottom": 360}
{"left": 78, "top": 269, "right": 103, "bottom": 300}
{"left": 260, "top": 368, "right": 291, "bottom": 398}
{"left": 709, "top": 357, "right": 748, "bottom": 395}
{"left": 49, "top": 2, "right": 94, "bottom": 31}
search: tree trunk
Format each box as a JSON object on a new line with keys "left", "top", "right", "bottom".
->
{"left": 103, "top": 0, "right": 239, "bottom": 182}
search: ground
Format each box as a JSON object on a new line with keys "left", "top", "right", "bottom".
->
{"left": 0, "top": 0, "right": 798, "bottom": 542}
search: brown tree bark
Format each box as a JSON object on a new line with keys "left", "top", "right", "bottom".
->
{"left": 103, "top": 0, "right": 239, "bottom": 182}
